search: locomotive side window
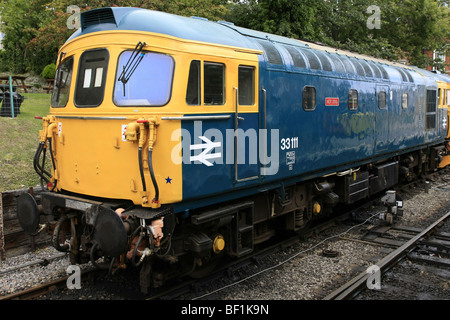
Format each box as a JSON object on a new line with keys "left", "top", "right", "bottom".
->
{"left": 348, "top": 89, "right": 358, "bottom": 110}
{"left": 301, "top": 49, "right": 321, "bottom": 70}
{"left": 51, "top": 56, "right": 74, "bottom": 108}
{"left": 328, "top": 54, "right": 346, "bottom": 74}
{"left": 315, "top": 51, "right": 333, "bottom": 72}
{"left": 256, "top": 40, "right": 283, "bottom": 65}
{"left": 338, "top": 56, "right": 356, "bottom": 74}
{"left": 404, "top": 70, "right": 414, "bottom": 83}
{"left": 402, "top": 93, "right": 408, "bottom": 109}
{"left": 378, "top": 65, "right": 390, "bottom": 80}
{"left": 238, "top": 66, "right": 255, "bottom": 105}
{"left": 369, "top": 62, "right": 382, "bottom": 79}
{"left": 378, "top": 91, "right": 387, "bottom": 110}
{"left": 186, "top": 60, "right": 200, "bottom": 105}
{"left": 204, "top": 62, "right": 225, "bottom": 105}
{"left": 349, "top": 58, "right": 366, "bottom": 77}
{"left": 75, "top": 49, "right": 109, "bottom": 107}
{"left": 426, "top": 90, "right": 437, "bottom": 129}
{"left": 359, "top": 60, "right": 373, "bottom": 78}
{"left": 302, "top": 86, "right": 316, "bottom": 111}
{"left": 283, "top": 45, "right": 307, "bottom": 69}
{"left": 114, "top": 50, "right": 174, "bottom": 106}
{"left": 397, "top": 68, "right": 408, "bottom": 82}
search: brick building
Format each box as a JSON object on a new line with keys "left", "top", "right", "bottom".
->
{"left": 425, "top": 49, "right": 450, "bottom": 75}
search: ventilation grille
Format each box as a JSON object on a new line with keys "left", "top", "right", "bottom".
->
{"left": 81, "top": 8, "right": 116, "bottom": 30}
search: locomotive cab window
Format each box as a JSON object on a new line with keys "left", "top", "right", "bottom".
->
{"left": 238, "top": 66, "right": 255, "bottom": 105}
{"left": 75, "top": 49, "right": 109, "bottom": 107}
{"left": 51, "top": 56, "right": 74, "bottom": 108}
{"left": 348, "top": 89, "right": 358, "bottom": 110}
{"left": 114, "top": 50, "right": 174, "bottom": 106}
{"left": 186, "top": 60, "right": 226, "bottom": 106}
{"left": 302, "top": 86, "right": 316, "bottom": 111}
{"left": 204, "top": 62, "right": 225, "bottom": 105}
{"left": 186, "top": 60, "right": 200, "bottom": 105}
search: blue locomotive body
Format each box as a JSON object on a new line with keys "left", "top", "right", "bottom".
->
{"left": 176, "top": 20, "right": 448, "bottom": 214}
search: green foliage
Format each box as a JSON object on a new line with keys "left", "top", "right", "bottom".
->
{"left": 0, "top": 0, "right": 231, "bottom": 74}
{"left": 0, "top": 0, "right": 448, "bottom": 74}
{"left": 228, "top": 0, "right": 450, "bottom": 71}
{"left": 41, "top": 63, "right": 56, "bottom": 79}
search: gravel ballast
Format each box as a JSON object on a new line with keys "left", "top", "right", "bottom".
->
{"left": 1, "top": 169, "right": 449, "bottom": 300}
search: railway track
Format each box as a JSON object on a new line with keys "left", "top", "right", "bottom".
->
{"left": 1, "top": 168, "right": 449, "bottom": 300}
{"left": 324, "top": 210, "right": 450, "bottom": 300}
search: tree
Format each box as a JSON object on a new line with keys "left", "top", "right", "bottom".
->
{"left": 226, "top": 0, "right": 327, "bottom": 42}
{"left": 1, "top": 0, "right": 231, "bottom": 74}
{"left": 387, "top": 0, "right": 450, "bottom": 68}
{"left": 0, "top": 0, "right": 52, "bottom": 73}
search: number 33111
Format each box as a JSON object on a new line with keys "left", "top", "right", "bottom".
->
{"left": 280, "top": 137, "right": 299, "bottom": 150}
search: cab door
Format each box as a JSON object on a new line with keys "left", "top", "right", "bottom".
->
{"left": 375, "top": 85, "right": 390, "bottom": 153}
{"left": 234, "top": 65, "right": 260, "bottom": 182}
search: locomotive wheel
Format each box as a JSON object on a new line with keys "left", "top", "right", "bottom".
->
{"left": 52, "top": 215, "right": 72, "bottom": 252}
{"left": 189, "top": 256, "right": 222, "bottom": 279}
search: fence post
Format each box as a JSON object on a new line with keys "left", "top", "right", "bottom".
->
{"left": 0, "top": 191, "right": 5, "bottom": 261}
{"left": 8, "top": 75, "right": 14, "bottom": 118}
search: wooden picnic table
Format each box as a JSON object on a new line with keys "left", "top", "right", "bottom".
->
{"left": 0, "top": 75, "right": 30, "bottom": 93}
{"left": 42, "top": 79, "right": 54, "bottom": 94}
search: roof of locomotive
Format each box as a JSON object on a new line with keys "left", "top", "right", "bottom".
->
{"left": 68, "top": 7, "right": 260, "bottom": 50}
{"left": 67, "top": 7, "right": 449, "bottom": 85}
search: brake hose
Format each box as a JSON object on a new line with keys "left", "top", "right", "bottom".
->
{"left": 148, "top": 149, "right": 159, "bottom": 203}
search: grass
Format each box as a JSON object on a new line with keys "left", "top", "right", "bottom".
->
{"left": 0, "top": 93, "right": 51, "bottom": 191}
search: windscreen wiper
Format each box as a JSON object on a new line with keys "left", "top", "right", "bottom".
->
{"left": 118, "top": 41, "right": 146, "bottom": 96}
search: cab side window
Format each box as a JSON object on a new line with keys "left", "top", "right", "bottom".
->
{"left": 204, "top": 62, "right": 225, "bottom": 105}
{"left": 238, "top": 66, "right": 255, "bottom": 105}
{"left": 75, "top": 48, "right": 109, "bottom": 107}
{"left": 186, "top": 60, "right": 200, "bottom": 105}
{"left": 186, "top": 60, "right": 225, "bottom": 106}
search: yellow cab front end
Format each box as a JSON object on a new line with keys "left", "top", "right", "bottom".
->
{"left": 39, "top": 30, "right": 259, "bottom": 208}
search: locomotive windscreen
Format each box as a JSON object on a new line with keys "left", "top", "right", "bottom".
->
{"left": 113, "top": 50, "right": 174, "bottom": 107}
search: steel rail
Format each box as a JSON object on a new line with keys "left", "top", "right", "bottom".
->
{"left": 324, "top": 210, "right": 450, "bottom": 300}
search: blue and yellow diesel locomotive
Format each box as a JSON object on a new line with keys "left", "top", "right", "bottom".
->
{"left": 17, "top": 7, "right": 450, "bottom": 291}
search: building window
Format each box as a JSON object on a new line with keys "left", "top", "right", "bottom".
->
{"left": 302, "top": 86, "right": 316, "bottom": 111}
{"left": 348, "top": 89, "right": 358, "bottom": 110}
